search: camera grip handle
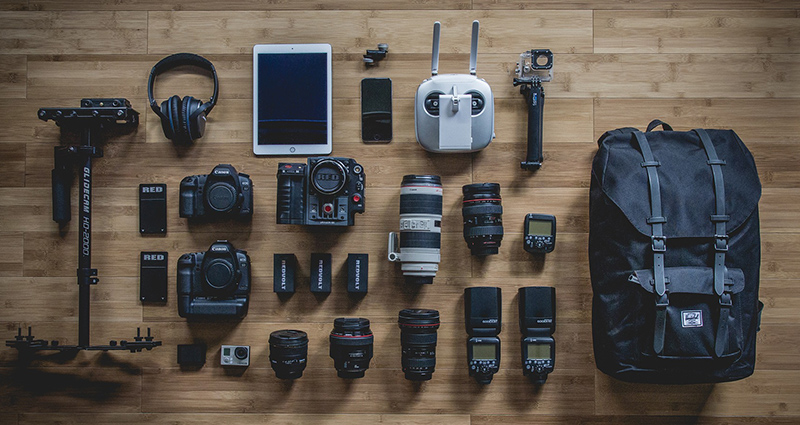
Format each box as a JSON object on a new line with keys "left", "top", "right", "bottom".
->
{"left": 52, "top": 167, "right": 72, "bottom": 225}
{"left": 521, "top": 84, "right": 545, "bottom": 171}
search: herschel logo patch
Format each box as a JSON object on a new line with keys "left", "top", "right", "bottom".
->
{"left": 682, "top": 310, "right": 703, "bottom": 328}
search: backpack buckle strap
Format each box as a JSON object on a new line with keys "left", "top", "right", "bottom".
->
{"left": 714, "top": 234, "right": 729, "bottom": 252}
{"left": 710, "top": 214, "right": 730, "bottom": 222}
{"left": 654, "top": 292, "right": 669, "bottom": 354}
{"left": 641, "top": 160, "right": 661, "bottom": 168}
{"left": 715, "top": 292, "right": 732, "bottom": 357}
{"left": 651, "top": 235, "right": 667, "bottom": 252}
{"left": 707, "top": 159, "right": 726, "bottom": 166}
{"left": 646, "top": 216, "right": 666, "bottom": 224}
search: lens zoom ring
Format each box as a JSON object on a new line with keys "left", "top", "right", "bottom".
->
{"left": 466, "top": 226, "right": 505, "bottom": 237}
{"left": 400, "top": 194, "right": 443, "bottom": 215}
{"left": 462, "top": 204, "right": 503, "bottom": 216}
{"left": 399, "top": 232, "right": 441, "bottom": 248}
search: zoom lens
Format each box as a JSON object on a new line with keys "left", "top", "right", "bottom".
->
{"left": 462, "top": 183, "right": 504, "bottom": 256}
{"left": 329, "top": 318, "right": 374, "bottom": 379}
{"left": 388, "top": 175, "right": 443, "bottom": 285}
{"left": 269, "top": 330, "right": 309, "bottom": 380}
{"left": 398, "top": 309, "right": 440, "bottom": 381}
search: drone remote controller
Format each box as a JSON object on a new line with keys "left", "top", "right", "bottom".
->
{"left": 415, "top": 21, "right": 495, "bottom": 153}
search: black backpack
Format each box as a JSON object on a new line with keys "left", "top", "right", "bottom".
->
{"left": 589, "top": 120, "right": 763, "bottom": 384}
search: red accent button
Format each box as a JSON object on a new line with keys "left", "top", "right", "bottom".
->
{"left": 352, "top": 194, "right": 361, "bottom": 203}
{"left": 323, "top": 204, "right": 333, "bottom": 213}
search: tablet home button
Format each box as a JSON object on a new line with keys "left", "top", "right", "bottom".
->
{"left": 290, "top": 147, "right": 296, "bottom": 153}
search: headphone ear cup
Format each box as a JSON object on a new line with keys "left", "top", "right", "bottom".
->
{"left": 159, "top": 96, "right": 177, "bottom": 140}
{"left": 181, "top": 96, "right": 202, "bottom": 141}
{"left": 169, "top": 95, "right": 184, "bottom": 143}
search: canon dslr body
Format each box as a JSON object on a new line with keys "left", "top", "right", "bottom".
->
{"left": 519, "top": 286, "right": 556, "bottom": 384}
{"left": 398, "top": 309, "right": 440, "bottom": 381}
{"left": 462, "top": 183, "right": 503, "bottom": 256}
{"left": 269, "top": 330, "right": 309, "bottom": 380}
{"left": 329, "top": 318, "right": 374, "bottom": 378}
{"left": 177, "top": 240, "right": 251, "bottom": 319}
{"left": 180, "top": 164, "right": 253, "bottom": 220}
{"left": 465, "top": 286, "right": 502, "bottom": 384}
{"left": 276, "top": 157, "right": 365, "bottom": 226}
{"left": 388, "top": 175, "right": 443, "bottom": 284}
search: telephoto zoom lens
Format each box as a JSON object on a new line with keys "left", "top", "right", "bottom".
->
{"left": 398, "top": 309, "right": 441, "bottom": 381}
{"left": 269, "top": 330, "right": 309, "bottom": 380}
{"left": 388, "top": 175, "right": 443, "bottom": 284}
{"left": 329, "top": 318, "right": 374, "bottom": 379}
{"left": 462, "top": 183, "right": 504, "bottom": 256}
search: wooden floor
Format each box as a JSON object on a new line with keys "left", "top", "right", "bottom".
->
{"left": 1, "top": 0, "right": 799, "bottom": 424}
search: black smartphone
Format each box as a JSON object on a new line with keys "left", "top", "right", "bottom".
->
{"left": 361, "top": 78, "right": 392, "bottom": 142}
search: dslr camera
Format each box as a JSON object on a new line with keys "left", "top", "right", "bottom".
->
{"left": 180, "top": 164, "right": 253, "bottom": 219}
{"left": 177, "top": 240, "right": 251, "bottom": 319}
{"left": 276, "top": 157, "right": 365, "bottom": 227}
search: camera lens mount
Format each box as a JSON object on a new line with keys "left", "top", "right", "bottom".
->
{"left": 311, "top": 159, "right": 347, "bottom": 195}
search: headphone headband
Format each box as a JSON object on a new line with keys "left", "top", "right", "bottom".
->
{"left": 147, "top": 53, "right": 219, "bottom": 117}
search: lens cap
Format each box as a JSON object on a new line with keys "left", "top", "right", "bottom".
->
{"left": 270, "top": 330, "right": 309, "bottom": 347}
{"left": 207, "top": 182, "right": 237, "bottom": 212}
{"left": 402, "top": 174, "right": 442, "bottom": 186}
{"left": 311, "top": 159, "right": 347, "bottom": 195}
{"left": 204, "top": 258, "right": 234, "bottom": 290}
{"left": 399, "top": 309, "right": 440, "bottom": 326}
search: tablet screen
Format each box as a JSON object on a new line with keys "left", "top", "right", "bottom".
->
{"left": 256, "top": 52, "right": 328, "bottom": 146}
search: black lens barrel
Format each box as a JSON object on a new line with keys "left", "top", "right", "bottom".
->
{"left": 462, "top": 183, "right": 504, "bottom": 256}
{"left": 398, "top": 309, "right": 441, "bottom": 381}
{"left": 330, "top": 318, "right": 374, "bottom": 379}
{"left": 269, "top": 329, "right": 309, "bottom": 380}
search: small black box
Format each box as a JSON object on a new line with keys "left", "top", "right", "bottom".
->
{"left": 310, "top": 253, "right": 332, "bottom": 293}
{"left": 274, "top": 254, "right": 297, "bottom": 293}
{"left": 139, "top": 183, "right": 167, "bottom": 234}
{"left": 177, "top": 343, "right": 206, "bottom": 366}
{"left": 347, "top": 253, "right": 368, "bottom": 293}
{"left": 140, "top": 251, "right": 168, "bottom": 302}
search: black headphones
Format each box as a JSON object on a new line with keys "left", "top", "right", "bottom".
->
{"left": 148, "top": 53, "right": 219, "bottom": 144}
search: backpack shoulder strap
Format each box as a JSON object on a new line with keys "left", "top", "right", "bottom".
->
{"left": 632, "top": 131, "right": 668, "bottom": 354}
{"left": 694, "top": 128, "right": 732, "bottom": 357}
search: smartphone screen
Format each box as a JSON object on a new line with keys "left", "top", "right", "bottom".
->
{"left": 361, "top": 78, "right": 392, "bottom": 142}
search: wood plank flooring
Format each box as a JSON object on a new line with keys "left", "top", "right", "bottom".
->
{"left": 0, "top": 1, "right": 798, "bottom": 423}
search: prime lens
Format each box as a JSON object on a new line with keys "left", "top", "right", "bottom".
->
{"left": 398, "top": 309, "right": 440, "bottom": 381}
{"left": 462, "top": 183, "right": 504, "bottom": 256}
{"left": 269, "top": 330, "right": 309, "bottom": 380}
{"left": 388, "top": 175, "right": 443, "bottom": 285}
{"left": 329, "top": 318, "right": 374, "bottom": 379}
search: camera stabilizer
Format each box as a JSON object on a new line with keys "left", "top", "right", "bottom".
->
{"left": 6, "top": 98, "right": 161, "bottom": 354}
{"left": 513, "top": 50, "right": 553, "bottom": 171}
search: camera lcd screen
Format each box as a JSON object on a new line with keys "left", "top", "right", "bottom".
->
{"left": 528, "top": 219, "right": 552, "bottom": 236}
{"left": 472, "top": 343, "right": 497, "bottom": 360}
{"left": 527, "top": 343, "right": 551, "bottom": 360}
{"left": 256, "top": 52, "right": 328, "bottom": 145}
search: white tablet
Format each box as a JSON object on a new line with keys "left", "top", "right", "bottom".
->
{"left": 253, "top": 44, "right": 332, "bottom": 155}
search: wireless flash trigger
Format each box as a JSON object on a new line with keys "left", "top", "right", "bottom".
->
{"left": 148, "top": 53, "right": 219, "bottom": 144}
{"left": 415, "top": 21, "right": 495, "bottom": 153}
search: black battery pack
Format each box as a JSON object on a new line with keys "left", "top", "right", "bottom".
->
{"left": 347, "top": 253, "right": 368, "bottom": 294}
{"left": 310, "top": 253, "right": 332, "bottom": 293}
{"left": 274, "top": 254, "right": 297, "bottom": 294}
{"left": 139, "top": 183, "right": 167, "bottom": 234}
{"left": 140, "top": 251, "right": 168, "bottom": 302}
{"left": 177, "top": 343, "right": 206, "bottom": 366}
